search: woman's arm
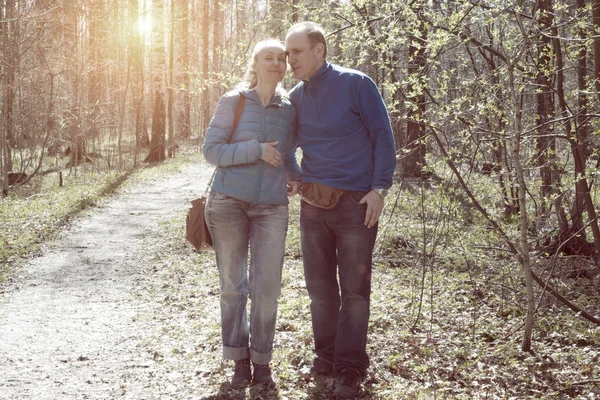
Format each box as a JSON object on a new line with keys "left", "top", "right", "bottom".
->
{"left": 202, "top": 92, "right": 262, "bottom": 167}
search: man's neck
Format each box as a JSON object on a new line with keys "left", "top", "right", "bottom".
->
{"left": 305, "top": 60, "right": 326, "bottom": 82}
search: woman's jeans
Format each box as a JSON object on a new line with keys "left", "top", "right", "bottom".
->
{"left": 205, "top": 191, "right": 288, "bottom": 365}
{"left": 300, "top": 191, "right": 377, "bottom": 377}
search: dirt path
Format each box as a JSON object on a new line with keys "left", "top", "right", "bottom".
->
{"left": 0, "top": 162, "right": 212, "bottom": 400}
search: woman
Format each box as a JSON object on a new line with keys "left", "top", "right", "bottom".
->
{"left": 203, "top": 40, "right": 301, "bottom": 388}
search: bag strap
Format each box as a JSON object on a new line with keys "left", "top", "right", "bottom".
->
{"left": 205, "top": 93, "right": 246, "bottom": 193}
{"left": 229, "top": 93, "right": 245, "bottom": 142}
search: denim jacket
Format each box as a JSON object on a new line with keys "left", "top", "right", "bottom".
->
{"left": 203, "top": 89, "right": 301, "bottom": 205}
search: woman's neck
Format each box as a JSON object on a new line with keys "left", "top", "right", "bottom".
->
{"left": 253, "top": 82, "right": 277, "bottom": 106}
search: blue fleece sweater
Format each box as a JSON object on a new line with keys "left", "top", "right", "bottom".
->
{"left": 289, "top": 62, "right": 396, "bottom": 191}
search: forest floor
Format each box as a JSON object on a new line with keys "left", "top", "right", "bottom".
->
{"left": 0, "top": 154, "right": 599, "bottom": 400}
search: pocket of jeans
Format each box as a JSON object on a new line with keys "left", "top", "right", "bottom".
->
{"left": 210, "top": 192, "right": 231, "bottom": 201}
{"left": 209, "top": 192, "right": 241, "bottom": 209}
{"left": 347, "top": 191, "right": 369, "bottom": 205}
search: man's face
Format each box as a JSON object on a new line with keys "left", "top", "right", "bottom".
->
{"left": 285, "top": 32, "right": 323, "bottom": 81}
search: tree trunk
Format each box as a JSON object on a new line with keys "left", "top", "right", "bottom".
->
{"left": 401, "top": 4, "right": 427, "bottom": 179}
{"left": 534, "top": 0, "right": 557, "bottom": 208}
{"left": 479, "top": 32, "right": 517, "bottom": 217}
{"left": 549, "top": 18, "right": 570, "bottom": 233}
{"left": 0, "top": 0, "right": 8, "bottom": 195}
{"left": 508, "top": 64, "right": 535, "bottom": 352}
{"left": 167, "top": 0, "right": 175, "bottom": 158}
{"left": 212, "top": 0, "right": 222, "bottom": 98}
{"left": 147, "top": 90, "right": 166, "bottom": 163}
{"left": 129, "top": 0, "right": 146, "bottom": 163}
{"left": 511, "top": 1, "right": 536, "bottom": 350}
{"left": 115, "top": 0, "right": 132, "bottom": 169}
{"left": 0, "top": 135, "right": 7, "bottom": 196}
{"left": 573, "top": 0, "right": 589, "bottom": 233}
{"left": 577, "top": 9, "right": 600, "bottom": 259}
{"left": 176, "top": 0, "right": 191, "bottom": 140}
{"left": 267, "top": 0, "right": 285, "bottom": 35}
{"left": 145, "top": 0, "right": 166, "bottom": 163}
{"left": 36, "top": 0, "right": 60, "bottom": 164}
{"left": 592, "top": 0, "right": 600, "bottom": 102}
{"left": 200, "top": 0, "right": 211, "bottom": 135}
{"left": 88, "top": 0, "right": 103, "bottom": 143}
{"left": 1, "top": 2, "right": 7, "bottom": 196}
{"left": 3, "top": 0, "right": 16, "bottom": 175}
{"left": 550, "top": 0, "right": 600, "bottom": 259}
{"left": 64, "top": 1, "right": 87, "bottom": 169}
{"left": 290, "top": 0, "right": 299, "bottom": 23}
{"left": 572, "top": 0, "right": 600, "bottom": 258}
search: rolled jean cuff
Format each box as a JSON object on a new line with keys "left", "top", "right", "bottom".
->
{"left": 250, "top": 347, "right": 272, "bottom": 365}
{"left": 223, "top": 346, "right": 250, "bottom": 361}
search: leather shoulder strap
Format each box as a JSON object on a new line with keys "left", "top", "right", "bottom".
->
{"left": 227, "top": 93, "right": 245, "bottom": 143}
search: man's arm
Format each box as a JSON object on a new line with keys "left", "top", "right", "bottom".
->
{"left": 356, "top": 76, "right": 397, "bottom": 189}
{"left": 355, "top": 76, "right": 397, "bottom": 227}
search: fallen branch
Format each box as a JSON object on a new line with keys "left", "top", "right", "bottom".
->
{"left": 531, "top": 271, "right": 600, "bottom": 325}
{"left": 558, "top": 379, "right": 600, "bottom": 392}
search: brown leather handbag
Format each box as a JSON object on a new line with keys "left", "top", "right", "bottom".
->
{"left": 185, "top": 196, "right": 213, "bottom": 251}
{"left": 186, "top": 94, "right": 245, "bottom": 251}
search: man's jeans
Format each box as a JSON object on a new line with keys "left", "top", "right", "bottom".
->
{"left": 300, "top": 191, "right": 376, "bottom": 377}
{"left": 205, "top": 191, "right": 288, "bottom": 365}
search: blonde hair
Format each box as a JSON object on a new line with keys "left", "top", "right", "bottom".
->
{"left": 241, "top": 39, "right": 287, "bottom": 95}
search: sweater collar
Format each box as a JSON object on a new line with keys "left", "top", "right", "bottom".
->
{"left": 304, "top": 61, "right": 331, "bottom": 84}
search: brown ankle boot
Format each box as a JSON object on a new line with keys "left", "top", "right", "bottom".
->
{"left": 252, "top": 362, "right": 274, "bottom": 387}
{"left": 231, "top": 358, "right": 251, "bottom": 388}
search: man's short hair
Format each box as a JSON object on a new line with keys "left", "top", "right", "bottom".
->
{"left": 287, "top": 21, "right": 327, "bottom": 59}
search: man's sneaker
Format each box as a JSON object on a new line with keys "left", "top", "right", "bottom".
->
{"left": 231, "top": 359, "right": 251, "bottom": 388}
{"left": 311, "top": 357, "right": 334, "bottom": 377}
{"left": 333, "top": 369, "right": 362, "bottom": 398}
{"left": 252, "top": 362, "right": 274, "bottom": 387}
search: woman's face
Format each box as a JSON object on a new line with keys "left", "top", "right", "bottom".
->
{"left": 254, "top": 46, "right": 287, "bottom": 85}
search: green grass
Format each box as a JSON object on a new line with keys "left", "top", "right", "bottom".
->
{"left": 0, "top": 170, "right": 125, "bottom": 276}
{"left": 0, "top": 146, "right": 196, "bottom": 283}
{"left": 133, "top": 185, "right": 599, "bottom": 399}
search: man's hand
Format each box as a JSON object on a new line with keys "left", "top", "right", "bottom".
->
{"left": 359, "top": 190, "right": 384, "bottom": 228}
{"left": 260, "top": 141, "right": 281, "bottom": 167}
{"left": 287, "top": 180, "right": 301, "bottom": 197}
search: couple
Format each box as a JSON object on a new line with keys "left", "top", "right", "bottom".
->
{"left": 203, "top": 21, "right": 396, "bottom": 398}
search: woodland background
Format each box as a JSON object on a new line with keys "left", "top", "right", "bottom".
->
{"left": 0, "top": 0, "right": 599, "bottom": 398}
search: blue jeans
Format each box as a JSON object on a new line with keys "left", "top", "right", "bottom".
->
{"left": 205, "top": 191, "right": 288, "bottom": 365}
{"left": 300, "top": 191, "right": 376, "bottom": 377}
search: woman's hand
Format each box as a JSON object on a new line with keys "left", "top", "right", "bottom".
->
{"left": 260, "top": 141, "right": 282, "bottom": 167}
{"left": 287, "top": 180, "right": 302, "bottom": 197}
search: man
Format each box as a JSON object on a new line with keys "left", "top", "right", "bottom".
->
{"left": 285, "top": 22, "right": 397, "bottom": 398}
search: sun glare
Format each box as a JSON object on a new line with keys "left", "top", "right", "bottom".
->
{"left": 137, "top": 14, "right": 152, "bottom": 37}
